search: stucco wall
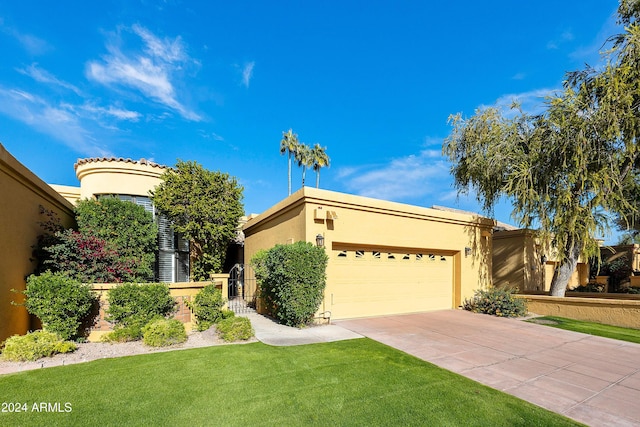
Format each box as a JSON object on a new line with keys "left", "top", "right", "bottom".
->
{"left": 0, "top": 144, "right": 75, "bottom": 343}
{"left": 244, "top": 187, "right": 495, "bottom": 320}
{"left": 493, "top": 229, "right": 588, "bottom": 293}
{"left": 74, "top": 157, "right": 166, "bottom": 199}
{"left": 522, "top": 295, "right": 640, "bottom": 329}
{"left": 87, "top": 277, "right": 228, "bottom": 342}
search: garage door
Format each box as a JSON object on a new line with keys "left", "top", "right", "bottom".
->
{"left": 328, "top": 246, "right": 454, "bottom": 319}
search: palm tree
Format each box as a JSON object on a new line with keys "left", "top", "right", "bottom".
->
{"left": 280, "top": 129, "right": 299, "bottom": 196}
{"left": 295, "top": 143, "right": 313, "bottom": 187}
{"left": 311, "top": 144, "right": 330, "bottom": 188}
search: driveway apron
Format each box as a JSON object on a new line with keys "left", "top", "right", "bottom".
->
{"left": 336, "top": 310, "right": 640, "bottom": 427}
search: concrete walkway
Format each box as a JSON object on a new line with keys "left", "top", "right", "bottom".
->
{"left": 244, "top": 312, "right": 363, "bottom": 346}
{"left": 335, "top": 310, "right": 640, "bottom": 427}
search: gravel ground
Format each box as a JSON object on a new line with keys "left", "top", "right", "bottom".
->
{"left": 0, "top": 327, "right": 257, "bottom": 376}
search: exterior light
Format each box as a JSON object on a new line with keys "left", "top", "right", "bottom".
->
{"left": 541, "top": 255, "right": 547, "bottom": 264}
{"left": 316, "top": 234, "right": 325, "bottom": 247}
{"left": 464, "top": 247, "right": 472, "bottom": 257}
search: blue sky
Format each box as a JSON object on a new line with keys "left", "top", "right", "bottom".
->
{"left": 0, "top": 1, "right": 623, "bottom": 241}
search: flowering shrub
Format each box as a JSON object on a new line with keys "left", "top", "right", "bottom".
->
{"left": 463, "top": 286, "right": 527, "bottom": 318}
{"left": 44, "top": 229, "right": 135, "bottom": 283}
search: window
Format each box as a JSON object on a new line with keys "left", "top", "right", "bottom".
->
{"left": 337, "top": 250, "right": 347, "bottom": 258}
{"left": 387, "top": 253, "right": 395, "bottom": 260}
{"left": 372, "top": 251, "right": 381, "bottom": 259}
{"left": 355, "top": 250, "right": 365, "bottom": 259}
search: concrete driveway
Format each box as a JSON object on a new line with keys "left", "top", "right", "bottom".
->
{"left": 336, "top": 310, "right": 640, "bottom": 427}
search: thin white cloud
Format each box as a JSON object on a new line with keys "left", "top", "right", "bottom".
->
{"left": 198, "top": 130, "right": 224, "bottom": 141}
{"left": 341, "top": 149, "right": 450, "bottom": 201}
{"left": 569, "top": 10, "right": 620, "bottom": 64}
{"left": 487, "top": 88, "right": 558, "bottom": 116}
{"left": 86, "top": 24, "right": 201, "bottom": 121}
{"left": 0, "top": 22, "right": 51, "bottom": 55}
{"left": 242, "top": 61, "right": 255, "bottom": 88}
{"left": 547, "top": 29, "right": 574, "bottom": 50}
{"left": 17, "top": 63, "right": 82, "bottom": 95}
{"left": 79, "top": 103, "right": 142, "bottom": 121}
{"left": 0, "top": 86, "right": 110, "bottom": 156}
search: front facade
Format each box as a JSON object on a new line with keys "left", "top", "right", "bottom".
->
{"left": 50, "top": 157, "right": 189, "bottom": 283}
{"left": 243, "top": 187, "right": 495, "bottom": 320}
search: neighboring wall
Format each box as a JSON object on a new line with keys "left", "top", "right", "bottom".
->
{"left": 0, "top": 144, "right": 75, "bottom": 343}
{"left": 522, "top": 294, "right": 640, "bottom": 329}
{"left": 493, "top": 229, "right": 588, "bottom": 292}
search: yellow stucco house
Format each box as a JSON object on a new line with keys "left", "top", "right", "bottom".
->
{"left": 243, "top": 187, "right": 495, "bottom": 321}
{"left": 50, "top": 157, "right": 190, "bottom": 283}
{"left": 0, "top": 144, "right": 75, "bottom": 343}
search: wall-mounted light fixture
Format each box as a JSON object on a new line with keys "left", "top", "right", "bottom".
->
{"left": 541, "top": 254, "right": 547, "bottom": 264}
{"left": 464, "top": 247, "right": 472, "bottom": 257}
{"left": 316, "top": 234, "right": 325, "bottom": 248}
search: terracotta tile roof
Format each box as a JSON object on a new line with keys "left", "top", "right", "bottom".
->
{"left": 74, "top": 157, "right": 169, "bottom": 171}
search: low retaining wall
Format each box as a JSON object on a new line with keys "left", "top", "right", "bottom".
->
{"left": 520, "top": 294, "right": 640, "bottom": 329}
{"left": 88, "top": 276, "right": 228, "bottom": 342}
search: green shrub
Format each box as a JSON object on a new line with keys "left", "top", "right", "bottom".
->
{"left": 573, "top": 283, "right": 606, "bottom": 292}
{"left": 216, "top": 317, "right": 254, "bottom": 342}
{"left": 1, "top": 331, "right": 77, "bottom": 362}
{"left": 260, "top": 241, "right": 328, "bottom": 326}
{"left": 106, "top": 283, "right": 176, "bottom": 330}
{"left": 220, "top": 309, "right": 235, "bottom": 320}
{"left": 75, "top": 197, "right": 158, "bottom": 282}
{"left": 100, "top": 322, "right": 151, "bottom": 343}
{"left": 142, "top": 318, "right": 187, "bottom": 347}
{"left": 187, "top": 285, "right": 226, "bottom": 331}
{"left": 23, "top": 271, "right": 96, "bottom": 340}
{"left": 463, "top": 286, "right": 527, "bottom": 318}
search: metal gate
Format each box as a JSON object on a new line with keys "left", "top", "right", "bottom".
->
{"left": 227, "top": 264, "right": 257, "bottom": 313}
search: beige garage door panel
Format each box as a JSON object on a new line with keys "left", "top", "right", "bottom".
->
{"left": 330, "top": 250, "right": 453, "bottom": 319}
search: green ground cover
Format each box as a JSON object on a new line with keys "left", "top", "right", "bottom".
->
{"left": 0, "top": 339, "right": 580, "bottom": 426}
{"left": 526, "top": 316, "right": 640, "bottom": 344}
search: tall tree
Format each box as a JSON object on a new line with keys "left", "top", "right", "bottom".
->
{"left": 311, "top": 143, "right": 330, "bottom": 188}
{"left": 295, "top": 143, "right": 313, "bottom": 187}
{"left": 151, "top": 160, "right": 244, "bottom": 280}
{"left": 444, "top": 2, "right": 640, "bottom": 296}
{"left": 280, "top": 129, "right": 300, "bottom": 196}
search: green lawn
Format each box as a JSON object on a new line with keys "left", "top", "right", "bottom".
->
{"left": 526, "top": 316, "right": 640, "bottom": 344}
{"left": 0, "top": 339, "right": 580, "bottom": 426}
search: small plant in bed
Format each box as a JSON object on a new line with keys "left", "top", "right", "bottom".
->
{"left": 142, "top": 318, "right": 188, "bottom": 347}
{"left": 463, "top": 286, "right": 527, "bottom": 317}
{"left": 1, "top": 330, "right": 77, "bottom": 362}
{"left": 216, "top": 316, "right": 254, "bottom": 342}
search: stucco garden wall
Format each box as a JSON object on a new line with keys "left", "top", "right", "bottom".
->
{"left": 0, "top": 144, "right": 75, "bottom": 343}
{"left": 86, "top": 277, "right": 228, "bottom": 342}
{"left": 522, "top": 294, "right": 640, "bottom": 329}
